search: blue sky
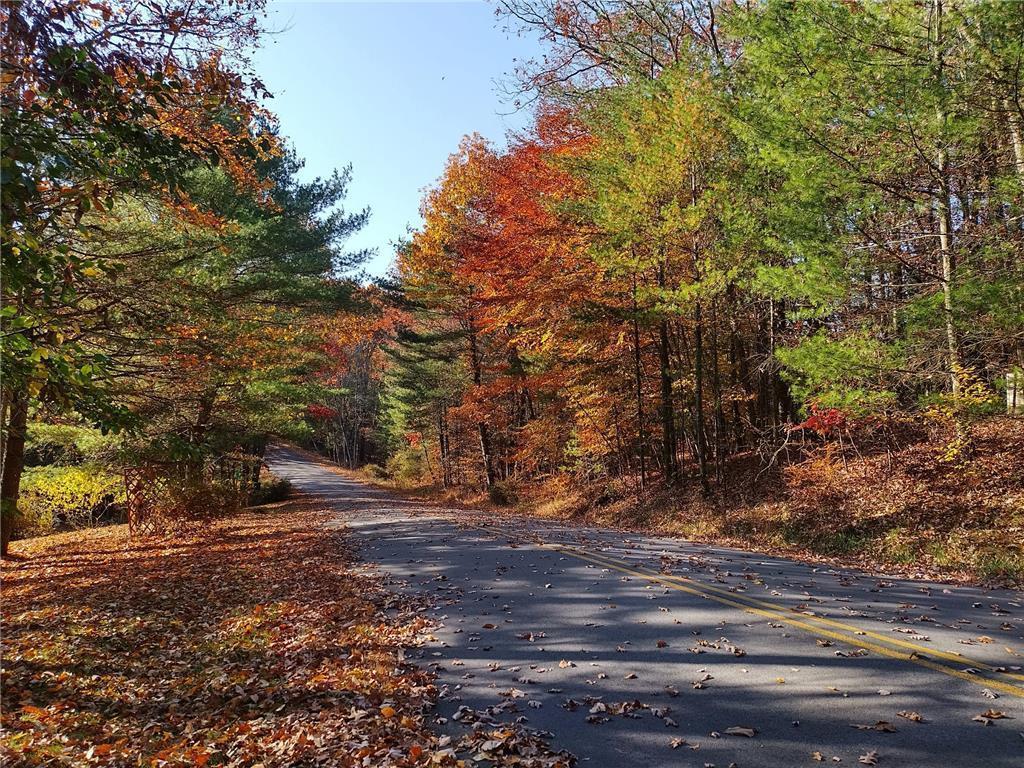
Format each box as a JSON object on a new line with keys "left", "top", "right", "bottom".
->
{"left": 254, "top": 1, "right": 542, "bottom": 276}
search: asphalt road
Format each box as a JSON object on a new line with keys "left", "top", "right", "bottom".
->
{"left": 267, "top": 445, "right": 1024, "bottom": 768}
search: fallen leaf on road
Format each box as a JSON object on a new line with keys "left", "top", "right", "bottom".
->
{"left": 859, "top": 750, "right": 879, "bottom": 765}
{"left": 850, "top": 721, "right": 896, "bottom": 733}
{"left": 517, "top": 631, "right": 546, "bottom": 641}
{"left": 812, "top": 752, "right": 824, "bottom": 762}
{"left": 692, "top": 672, "right": 713, "bottom": 689}
{"left": 897, "top": 711, "right": 925, "bottom": 723}
{"left": 724, "top": 726, "right": 756, "bottom": 737}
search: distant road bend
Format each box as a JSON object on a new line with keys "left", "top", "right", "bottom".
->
{"left": 268, "top": 445, "right": 1024, "bottom": 768}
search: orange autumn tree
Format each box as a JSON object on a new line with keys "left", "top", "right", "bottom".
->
{"left": 459, "top": 110, "right": 608, "bottom": 478}
{"left": 391, "top": 110, "right": 633, "bottom": 490}
{"left": 398, "top": 135, "right": 502, "bottom": 487}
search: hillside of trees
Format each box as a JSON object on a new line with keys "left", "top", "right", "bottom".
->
{"left": 304, "top": 0, "right": 1024, "bottom": 580}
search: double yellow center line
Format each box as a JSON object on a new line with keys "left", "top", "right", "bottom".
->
{"left": 461, "top": 519, "right": 1024, "bottom": 699}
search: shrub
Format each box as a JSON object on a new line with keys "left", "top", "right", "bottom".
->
{"left": 159, "top": 480, "right": 242, "bottom": 524}
{"left": 18, "top": 465, "right": 125, "bottom": 537}
{"left": 488, "top": 481, "right": 517, "bottom": 506}
{"left": 249, "top": 471, "right": 291, "bottom": 505}
{"left": 385, "top": 447, "right": 428, "bottom": 485}
{"left": 362, "top": 463, "right": 389, "bottom": 481}
{"left": 24, "top": 423, "right": 120, "bottom": 467}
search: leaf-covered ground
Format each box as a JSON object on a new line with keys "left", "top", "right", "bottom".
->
{"left": 1, "top": 497, "right": 441, "bottom": 766}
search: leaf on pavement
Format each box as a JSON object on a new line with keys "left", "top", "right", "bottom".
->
{"left": 851, "top": 721, "right": 897, "bottom": 733}
{"left": 724, "top": 726, "right": 757, "bottom": 737}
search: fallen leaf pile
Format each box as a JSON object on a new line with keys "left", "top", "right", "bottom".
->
{"left": 0, "top": 498, "right": 572, "bottom": 767}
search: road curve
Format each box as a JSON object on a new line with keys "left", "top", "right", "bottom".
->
{"left": 267, "top": 445, "right": 1023, "bottom": 768}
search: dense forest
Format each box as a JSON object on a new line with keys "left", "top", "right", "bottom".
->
{"left": 3, "top": 0, "right": 1023, "bottom": 575}
{"left": 310, "top": 0, "right": 1023, "bottom": 510}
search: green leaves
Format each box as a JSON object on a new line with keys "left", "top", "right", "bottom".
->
{"left": 776, "top": 331, "right": 901, "bottom": 417}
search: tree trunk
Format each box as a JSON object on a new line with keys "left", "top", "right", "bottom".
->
{"left": 658, "top": 318, "right": 678, "bottom": 484}
{"left": 437, "top": 408, "right": 451, "bottom": 488}
{"left": 710, "top": 298, "right": 726, "bottom": 484}
{"left": 773, "top": 300, "right": 797, "bottom": 423}
{"left": 468, "top": 330, "right": 496, "bottom": 488}
{"left": 728, "top": 320, "right": 746, "bottom": 450}
{"left": 933, "top": 0, "right": 962, "bottom": 394}
{"left": 631, "top": 277, "right": 647, "bottom": 492}
{"left": 1005, "top": 97, "right": 1024, "bottom": 182}
{"left": 1, "top": 390, "right": 29, "bottom": 557}
{"left": 690, "top": 170, "right": 711, "bottom": 496}
{"left": 658, "top": 268, "right": 678, "bottom": 484}
{"left": 693, "top": 302, "right": 711, "bottom": 496}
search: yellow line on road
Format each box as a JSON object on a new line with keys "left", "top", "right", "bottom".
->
{"left": 462, "top": 520, "right": 1024, "bottom": 699}
{"left": 572, "top": 544, "right": 1024, "bottom": 680}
